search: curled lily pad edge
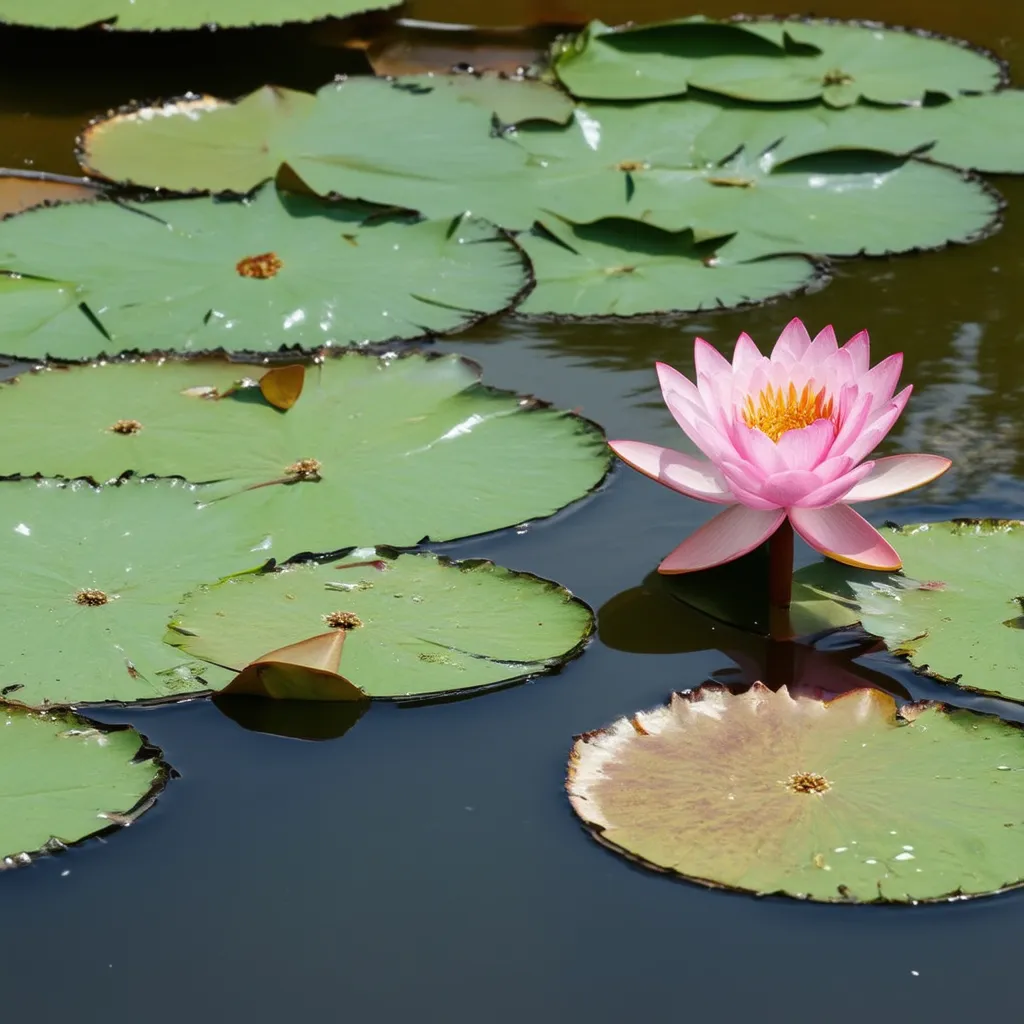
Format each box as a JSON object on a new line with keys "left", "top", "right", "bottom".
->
{"left": 0, "top": 703, "right": 173, "bottom": 868}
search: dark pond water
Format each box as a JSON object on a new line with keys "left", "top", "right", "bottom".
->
{"left": 2, "top": 1, "right": 1024, "bottom": 1021}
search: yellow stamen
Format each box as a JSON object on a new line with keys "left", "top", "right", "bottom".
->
{"left": 742, "top": 382, "right": 834, "bottom": 442}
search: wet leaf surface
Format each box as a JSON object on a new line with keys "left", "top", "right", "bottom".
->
{"left": 170, "top": 551, "right": 594, "bottom": 700}
{"left": 0, "top": 184, "right": 528, "bottom": 360}
{"left": 568, "top": 683, "right": 1024, "bottom": 902}
{"left": 0, "top": 704, "right": 167, "bottom": 865}
{"left": 0, "top": 351, "right": 611, "bottom": 549}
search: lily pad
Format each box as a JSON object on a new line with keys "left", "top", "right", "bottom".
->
{"left": 0, "top": 0, "right": 400, "bottom": 30}
{"left": 568, "top": 683, "right": 1024, "bottom": 902}
{"left": 78, "top": 75, "right": 574, "bottom": 196}
{"left": 0, "top": 705, "right": 167, "bottom": 867}
{"left": 0, "top": 184, "right": 529, "bottom": 360}
{"left": 78, "top": 87, "right": 316, "bottom": 195}
{"left": 0, "top": 352, "right": 611, "bottom": 550}
{"left": 544, "top": 133, "right": 1001, "bottom": 259}
{"left": 0, "top": 476, "right": 294, "bottom": 707}
{"left": 517, "top": 217, "right": 822, "bottom": 317}
{"left": 692, "top": 91, "right": 1024, "bottom": 175}
{"left": 554, "top": 18, "right": 1004, "bottom": 107}
{"left": 794, "top": 520, "right": 1024, "bottom": 704}
{"left": 169, "top": 551, "right": 594, "bottom": 700}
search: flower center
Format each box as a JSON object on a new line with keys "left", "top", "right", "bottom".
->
{"left": 742, "top": 382, "right": 834, "bottom": 442}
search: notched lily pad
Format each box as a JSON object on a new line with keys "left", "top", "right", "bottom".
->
{"left": 568, "top": 683, "right": 1024, "bottom": 902}
{"left": 0, "top": 183, "right": 529, "bottom": 360}
{"left": 0, "top": 705, "right": 168, "bottom": 867}
{"left": 794, "top": 520, "right": 1024, "bottom": 704}
{"left": 0, "top": 0, "right": 401, "bottom": 30}
{"left": 553, "top": 17, "right": 1004, "bottom": 107}
{"left": 0, "top": 351, "right": 611, "bottom": 550}
{"left": 168, "top": 551, "right": 595, "bottom": 700}
{"left": 517, "top": 216, "right": 822, "bottom": 317}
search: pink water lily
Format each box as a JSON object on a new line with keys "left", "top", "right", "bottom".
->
{"left": 610, "top": 319, "right": 951, "bottom": 573}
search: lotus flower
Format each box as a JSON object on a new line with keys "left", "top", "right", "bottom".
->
{"left": 610, "top": 319, "right": 950, "bottom": 573}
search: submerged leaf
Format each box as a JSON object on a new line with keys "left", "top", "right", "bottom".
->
{"left": 517, "top": 217, "right": 821, "bottom": 317}
{"left": 569, "top": 683, "right": 1024, "bottom": 902}
{"left": 0, "top": 705, "right": 167, "bottom": 865}
{"left": 170, "top": 552, "right": 594, "bottom": 700}
{"left": 794, "top": 520, "right": 1024, "bottom": 704}
{"left": 0, "top": 352, "right": 611, "bottom": 550}
{"left": 0, "top": 184, "right": 528, "bottom": 360}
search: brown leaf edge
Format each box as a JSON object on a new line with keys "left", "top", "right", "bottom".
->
{"left": 566, "top": 680, "right": 1024, "bottom": 905}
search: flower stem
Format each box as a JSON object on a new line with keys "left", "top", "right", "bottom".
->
{"left": 768, "top": 518, "right": 794, "bottom": 611}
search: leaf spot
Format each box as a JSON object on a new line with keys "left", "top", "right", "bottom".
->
{"left": 236, "top": 252, "right": 283, "bottom": 279}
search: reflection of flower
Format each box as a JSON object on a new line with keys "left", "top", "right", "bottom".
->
{"left": 610, "top": 319, "right": 951, "bottom": 573}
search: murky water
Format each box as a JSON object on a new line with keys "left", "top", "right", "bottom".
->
{"left": 2, "top": 2, "right": 1023, "bottom": 1021}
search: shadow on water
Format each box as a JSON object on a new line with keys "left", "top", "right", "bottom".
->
{"left": 2, "top": 1, "right": 1024, "bottom": 1023}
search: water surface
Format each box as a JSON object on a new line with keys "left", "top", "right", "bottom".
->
{"left": 1, "top": 2, "right": 1022, "bottom": 1021}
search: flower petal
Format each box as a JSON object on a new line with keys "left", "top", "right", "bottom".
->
{"left": 775, "top": 419, "right": 836, "bottom": 471}
{"left": 694, "top": 337, "right": 732, "bottom": 381}
{"left": 757, "top": 470, "right": 825, "bottom": 508}
{"left": 770, "top": 318, "right": 812, "bottom": 363}
{"left": 804, "top": 325, "right": 839, "bottom": 368}
{"left": 658, "top": 505, "right": 786, "bottom": 573}
{"left": 608, "top": 440, "right": 734, "bottom": 504}
{"left": 794, "top": 460, "right": 875, "bottom": 508}
{"left": 842, "top": 454, "right": 952, "bottom": 503}
{"left": 731, "top": 332, "right": 764, "bottom": 384}
{"left": 789, "top": 505, "right": 901, "bottom": 570}
{"left": 841, "top": 386, "right": 912, "bottom": 465}
{"left": 665, "top": 392, "right": 736, "bottom": 463}
{"left": 841, "top": 329, "right": 870, "bottom": 376}
{"left": 656, "top": 360, "right": 702, "bottom": 409}
{"left": 861, "top": 352, "right": 903, "bottom": 411}
{"left": 731, "top": 422, "right": 787, "bottom": 476}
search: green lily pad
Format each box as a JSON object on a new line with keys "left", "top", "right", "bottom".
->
{"left": 0, "top": 476, "right": 297, "bottom": 707}
{"left": 568, "top": 683, "right": 1024, "bottom": 902}
{"left": 0, "top": 352, "right": 611, "bottom": 550}
{"left": 78, "top": 75, "right": 573, "bottom": 196}
{"left": 516, "top": 217, "right": 821, "bottom": 317}
{"left": 0, "top": 706, "right": 167, "bottom": 867}
{"left": 0, "top": 0, "right": 399, "bottom": 30}
{"left": 78, "top": 87, "right": 316, "bottom": 194}
{"left": 793, "top": 520, "right": 1024, "bottom": 704}
{"left": 554, "top": 18, "right": 1004, "bottom": 107}
{"left": 0, "top": 184, "right": 528, "bottom": 361}
{"left": 169, "top": 551, "right": 594, "bottom": 700}
{"left": 514, "top": 101, "right": 999, "bottom": 254}
{"left": 697, "top": 91, "right": 1024, "bottom": 176}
